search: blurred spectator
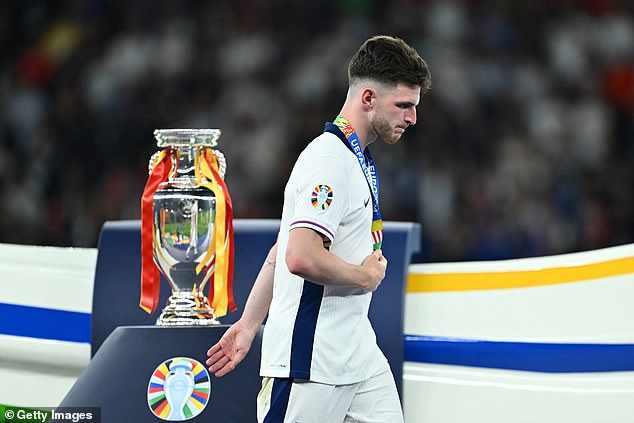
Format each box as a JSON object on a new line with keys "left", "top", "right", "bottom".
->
{"left": 0, "top": 0, "right": 632, "bottom": 263}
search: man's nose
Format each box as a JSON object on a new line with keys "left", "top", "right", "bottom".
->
{"left": 405, "top": 108, "right": 417, "bottom": 126}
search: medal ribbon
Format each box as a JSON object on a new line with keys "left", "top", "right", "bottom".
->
{"left": 195, "top": 148, "right": 236, "bottom": 317}
{"left": 140, "top": 149, "right": 173, "bottom": 314}
{"left": 331, "top": 115, "right": 383, "bottom": 250}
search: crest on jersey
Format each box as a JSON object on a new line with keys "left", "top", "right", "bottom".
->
{"left": 311, "top": 185, "right": 333, "bottom": 210}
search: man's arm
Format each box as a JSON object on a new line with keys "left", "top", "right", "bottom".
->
{"left": 206, "top": 242, "right": 277, "bottom": 377}
{"left": 285, "top": 227, "right": 387, "bottom": 292}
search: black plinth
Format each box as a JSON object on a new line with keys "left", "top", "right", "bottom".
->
{"left": 59, "top": 325, "right": 262, "bottom": 422}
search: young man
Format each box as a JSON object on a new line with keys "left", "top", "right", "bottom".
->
{"left": 206, "top": 35, "right": 431, "bottom": 423}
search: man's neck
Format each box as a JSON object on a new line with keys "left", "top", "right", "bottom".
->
{"left": 337, "top": 107, "right": 377, "bottom": 150}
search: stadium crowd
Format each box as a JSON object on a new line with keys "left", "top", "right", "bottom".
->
{"left": 1, "top": 0, "right": 632, "bottom": 261}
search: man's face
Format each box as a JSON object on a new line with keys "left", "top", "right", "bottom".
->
{"left": 371, "top": 83, "right": 420, "bottom": 144}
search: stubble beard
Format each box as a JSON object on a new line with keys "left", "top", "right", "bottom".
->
{"left": 372, "top": 112, "right": 403, "bottom": 144}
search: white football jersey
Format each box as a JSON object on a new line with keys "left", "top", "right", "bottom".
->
{"left": 260, "top": 129, "right": 387, "bottom": 385}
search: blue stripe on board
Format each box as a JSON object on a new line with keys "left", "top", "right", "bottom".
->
{"left": 5, "top": 300, "right": 634, "bottom": 374}
{"left": 0, "top": 302, "right": 90, "bottom": 343}
{"left": 289, "top": 281, "right": 324, "bottom": 380}
{"left": 404, "top": 335, "right": 634, "bottom": 373}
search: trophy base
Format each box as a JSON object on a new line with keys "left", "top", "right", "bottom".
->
{"left": 156, "top": 313, "right": 220, "bottom": 326}
{"left": 155, "top": 292, "right": 220, "bottom": 326}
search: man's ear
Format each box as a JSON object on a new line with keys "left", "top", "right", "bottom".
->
{"left": 361, "top": 88, "right": 375, "bottom": 111}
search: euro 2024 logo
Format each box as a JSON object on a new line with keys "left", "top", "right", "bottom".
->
{"left": 147, "top": 357, "right": 210, "bottom": 421}
{"left": 311, "top": 184, "right": 333, "bottom": 210}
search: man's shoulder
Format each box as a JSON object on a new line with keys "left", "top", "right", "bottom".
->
{"left": 301, "top": 131, "right": 350, "bottom": 159}
{"left": 308, "top": 130, "right": 339, "bottom": 147}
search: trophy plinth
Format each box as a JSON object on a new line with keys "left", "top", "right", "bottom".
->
{"left": 142, "top": 129, "right": 233, "bottom": 326}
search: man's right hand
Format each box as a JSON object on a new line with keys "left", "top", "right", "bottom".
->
{"left": 206, "top": 320, "right": 256, "bottom": 377}
{"left": 360, "top": 249, "right": 387, "bottom": 292}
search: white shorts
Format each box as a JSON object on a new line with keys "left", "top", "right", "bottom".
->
{"left": 257, "top": 364, "right": 404, "bottom": 423}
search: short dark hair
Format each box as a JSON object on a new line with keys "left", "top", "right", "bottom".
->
{"left": 348, "top": 35, "right": 431, "bottom": 92}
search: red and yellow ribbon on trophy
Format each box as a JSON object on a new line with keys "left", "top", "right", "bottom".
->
{"left": 140, "top": 145, "right": 235, "bottom": 320}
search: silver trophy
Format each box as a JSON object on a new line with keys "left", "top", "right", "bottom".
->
{"left": 149, "top": 129, "right": 228, "bottom": 326}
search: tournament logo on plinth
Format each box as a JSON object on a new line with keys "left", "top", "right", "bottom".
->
{"left": 147, "top": 357, "right": 211, "bottom": 421}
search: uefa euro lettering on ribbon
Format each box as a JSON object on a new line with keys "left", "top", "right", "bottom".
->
{"left": 140, "top": 129, "right": 235, "bottom": 325}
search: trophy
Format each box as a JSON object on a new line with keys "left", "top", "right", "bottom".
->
{"left": 140, "top": 129, "right": 235, "bottom": 326}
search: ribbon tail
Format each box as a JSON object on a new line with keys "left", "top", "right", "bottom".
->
{"left": 140, "top": 150, "right": 171, "bottom": 314}
{"left": 193, "top": 149, "right": 226, "bottom": 316}
{"left": 226, "top": 217, "right": 236, "bottom": 312}
{"left": 198, "top": 148, "right": 236, "bottom": 317}
{"left": 216, "top": 167, "right": 236, "bottom": 312}
{"left": 211, "top": 185, "right": 228, "bottom": 317}
{"left": 207, "top": 150, "right": 235, "bottom": 314}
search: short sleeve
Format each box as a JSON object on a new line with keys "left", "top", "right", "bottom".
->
{"left": 288, "top": 154, "right": 350, "bottom": 243}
